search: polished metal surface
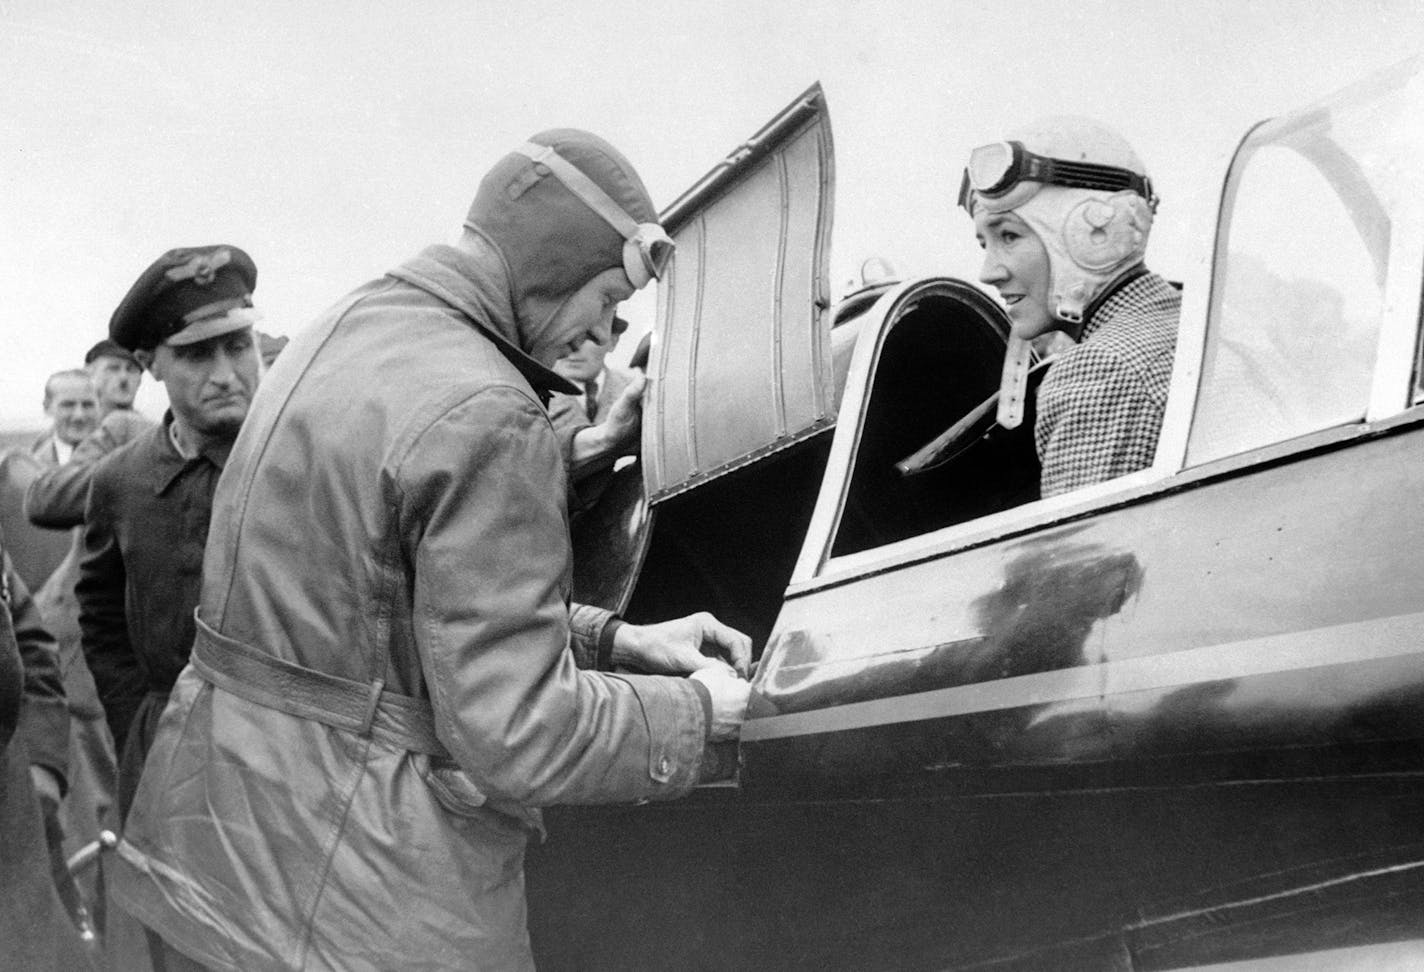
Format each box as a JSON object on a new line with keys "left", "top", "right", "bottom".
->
{"left": 749, "top": 419, "right": 1424, "bottom": 786}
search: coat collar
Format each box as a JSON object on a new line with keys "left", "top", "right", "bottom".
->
{"left": 28, "top": 432, "right": 58, "bottom": 466}
{"left": 142, "top": 412, "right": 227, "bottom": 496}
{"left": 1079, "top": 265, "right": 1154, "bottom": 342}
{"left": 387, "top": 243, "right": 580, "bottom": 397}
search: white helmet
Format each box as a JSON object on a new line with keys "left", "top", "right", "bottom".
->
{"left": 961, "top": 116, "right": 1157, "bottom": 324}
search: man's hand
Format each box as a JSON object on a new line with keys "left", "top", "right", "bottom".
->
{"left": 611, "top": 611, "right": 752, "bottom": 678}
{"left": 689, "top": 664, "right": 751, "bottom": 741}
{"left": 570, "top": 372, "right": 646, "bottom": 467}
{"left": 597, "top": 371, "right": 645, "bottom": 453}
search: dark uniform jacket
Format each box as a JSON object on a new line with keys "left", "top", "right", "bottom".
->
{"left": 76, "top": 415, "right": 223, "bottom": 814}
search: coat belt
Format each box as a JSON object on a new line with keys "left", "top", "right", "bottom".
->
{"left": 189, "top": 611, "right": 450, "bottom": 759}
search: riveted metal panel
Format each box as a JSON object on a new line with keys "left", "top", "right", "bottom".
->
{"left": 646, "top": 84, "right": 835, "bottom": 503}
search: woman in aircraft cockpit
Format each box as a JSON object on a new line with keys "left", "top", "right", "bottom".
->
{"left": 960, "top": 117, "right": 1180, "bottom": 498}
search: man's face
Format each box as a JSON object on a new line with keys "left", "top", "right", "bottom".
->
{"left": 88, "top": 354, "right": 143, "bottom": 410}
{"left": 553, "top": 335, "right": 614, "bottom": 383}
{"left": 44, "top": 375, "right": 99, "bottom": 446}
{"left": 528, "top": 267, "right": 635, "bottom": 368}
{"left": 147, "top": 328, "right": 261, "bottom": 441}
{"left": 974, "top": 208, "right": 1055, "bottom": 340}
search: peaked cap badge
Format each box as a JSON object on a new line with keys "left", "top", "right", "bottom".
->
{"left": 165, "top": 248, "right": 232, "bottom": 286}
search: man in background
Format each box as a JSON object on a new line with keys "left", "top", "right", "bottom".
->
{"left": 25, "top": 371, "right": 120, "bottom": 923}
{"left": 26, "top": 333, "right": 289, "bottom": 532}
{"left": 552, "top": 314, "right": 635, "bottom": 426}
{"left": 26, "top": 343, "right": 156, "bottom": 530}
{"left": 32, "top": 370, "right": 99, "bottom": 467}
{"left": 77, "top": 244, "right": 263, "bottom": 825}
{"left": 549, "top": 314, "right": 646, "bottom": 500}
{"left": 22, "top": 342, "right": 150, "bottom": 924}
{"left": 76, "top": 249, "right": 264, "bottom": 972}
{"left": 84, "top": 339, "right": 144, "bottom": 418}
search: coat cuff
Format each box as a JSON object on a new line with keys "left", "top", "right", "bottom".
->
{"left": 568, "top": 603, "right": 616, "bottom": 670}
{"left": 604, "top": 673, "right": 707, "bottom": 794}
{"left": 596, "top": 618, "right": 623, "bottom": 671}
{"left": 688, "top": 676, "right": 713, "bottom": 730}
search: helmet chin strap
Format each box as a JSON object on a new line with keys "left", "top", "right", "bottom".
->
{"left": 523, "top": 285, "right": 580, "bottom": 361}
{"left": 996, "top": 336, "right": 1035, "bottom": 429}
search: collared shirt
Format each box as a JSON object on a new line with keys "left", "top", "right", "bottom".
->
{"left": 1034, "top": 271, "right": 1181, "bottom": 497}
{"left": 27, "top": 431, "right": 69, "bottom": 467}
{"left": 76, "top": 411, "right": 227, "bottom": 752}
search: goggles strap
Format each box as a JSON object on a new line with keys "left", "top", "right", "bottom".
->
{"left": 515, "top": 142, "right": 641, "bottom": 240}
{"left": 962, "top": 141, "right": 1156, "bottom": 212}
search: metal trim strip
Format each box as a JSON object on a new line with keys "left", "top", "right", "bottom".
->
{"left": 771, "top": 149, "right": 789, "bottom": 437}
{"left": 742, "top": 610, "right": 1424, "bottom": 741}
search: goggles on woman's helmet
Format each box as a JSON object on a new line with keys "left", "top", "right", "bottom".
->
{"left": 957, "top": 140, "right": 1156, "bottom": 212}
{"left": 515, "top": 142, "right": 675, "bottom": 289}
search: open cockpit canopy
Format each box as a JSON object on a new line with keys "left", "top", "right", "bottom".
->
{"left": 644, "top": 83, "right": 836, "bottom": 503}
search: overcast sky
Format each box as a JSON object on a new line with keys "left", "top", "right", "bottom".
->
{"left": 3, "top": 0, "right": 1422, "bottom": 428}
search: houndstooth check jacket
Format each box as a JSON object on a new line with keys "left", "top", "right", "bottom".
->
{"left": 1035, "top": 271, "right": 1181, "bottom": 498}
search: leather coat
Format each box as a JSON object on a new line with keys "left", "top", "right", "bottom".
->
{"left": 113, "top": 243, "right": 711, "bottom": 971}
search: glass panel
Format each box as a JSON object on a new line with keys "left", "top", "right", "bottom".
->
{"left": 1190, "top": 147, "right": 1381, "bottom": 461}
{"left": 1188, "top": 61, "right": 1424, "bottom": 465}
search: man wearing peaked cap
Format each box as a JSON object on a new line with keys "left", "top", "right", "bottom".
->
{"left": 72, "top": 245, "right": 264, "bottom": 967}
{"left": 23, "top": 245, "right": 258, "bottom": 532}
{"left": 109, "top": 244, "right": 259, "bottom": 351}
{"left": 83, "top": 339, "right": 143, "bottom": 418}
{"left": 114, "top": 131, "right": 750, "bottom": 970}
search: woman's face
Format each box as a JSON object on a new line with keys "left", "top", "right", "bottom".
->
{"left": 974, "top": 208, "right": 1055, "bottom": 340}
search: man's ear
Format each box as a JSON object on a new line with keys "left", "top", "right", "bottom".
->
{"left": 133, "top": 348, "right": 158, "bottom": 378}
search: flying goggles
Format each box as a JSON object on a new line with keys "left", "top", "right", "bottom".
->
{"left": 957, "top": 140, "right": 1156, "bottom": 212}
{"left": 516, "top": 142, "right": 675, "bottom": 289}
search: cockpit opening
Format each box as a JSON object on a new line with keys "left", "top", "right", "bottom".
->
{"left": 831, "top": 292, "right": 1040, "bottom": 558}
